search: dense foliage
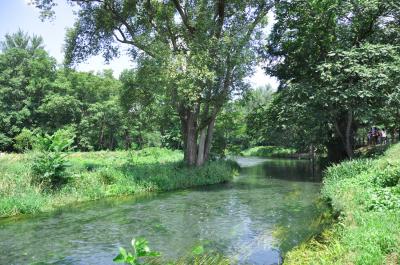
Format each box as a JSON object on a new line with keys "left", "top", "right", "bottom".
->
{"left": 0, "top": 29, "right": 274, "bottom": 157}
{"left": 0, "top": 31, "right": 180, "bottom": 152}
{"left": 32, "top": 0, "right": 274, "bottom": 166}
{"left": 249, "top": 0, "right": 400, "bottom": 161}
{"left": 30, "top": 128, "right": 75, "bottom": 190}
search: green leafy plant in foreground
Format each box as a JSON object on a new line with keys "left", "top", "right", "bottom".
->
{"left": 113, "top": 238, "right": 228, "bottom": 265}
{"left": 114, "top": 238, "right": 160, "bottom": 265}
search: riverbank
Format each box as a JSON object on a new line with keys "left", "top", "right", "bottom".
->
{"left": 284, "top": 143, "right": 400, "bottom": 265}
{"left": 0, "top": 148, "right": 237, "bottom": 218}
{"left": 241, "top": 146, "right": 304, "bottom": 159}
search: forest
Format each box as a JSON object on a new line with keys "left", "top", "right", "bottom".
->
{"left": 0, "top": 0, "right": 399, "bottom": 265}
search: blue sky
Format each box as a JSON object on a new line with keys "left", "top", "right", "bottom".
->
{"left": 0, "top": 0, "right": 278, "bottom": 89}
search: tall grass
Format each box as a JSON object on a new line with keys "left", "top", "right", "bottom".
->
{"left": 0, "top": 148, "right": 237, "bottom": 218}
{"left": 284, "top": 144, "right": 400, "bottom": 265}
{"left": 241, "top": 146, "right": 297, "bottom": 158}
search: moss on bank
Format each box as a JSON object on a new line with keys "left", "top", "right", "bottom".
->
{"left": 0, "top": 148, "right": 237, "bottom": 218}
{"left": 241, "top": 146, "right": 298, "bottom": 158}
{"left": 284, "top": 144, "right": 400, "bottom": 265}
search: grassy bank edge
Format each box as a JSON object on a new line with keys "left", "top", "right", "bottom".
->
{"left": 241, "top": 146, "right": 303, "bottom": 159}
{"left": 0, "top": 148, "right": 238, "bottom": 218}
{"left": 283, "top": 144, "right": 400, "bottom": 265}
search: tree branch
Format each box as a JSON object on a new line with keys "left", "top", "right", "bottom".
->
{"left": 214, "top": 0, "right": 225, "bottom": 38}
{"left": 172, "top": 0, "right": 195, "bottom": 34}
{"left": 103, "top": 1, "right": 159, "bottom": 58}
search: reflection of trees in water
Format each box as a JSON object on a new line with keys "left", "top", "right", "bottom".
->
{"left": 235, "top": 160, "right": 326, "bottom": 254}
{"left": 241, "top": 159, "right": 323, "bottom": 182}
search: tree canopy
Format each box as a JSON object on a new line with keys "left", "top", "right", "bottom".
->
{"left": 32, "top": 0, "right": 273, "bottom": 166}
{"left": 258, "top": 0, "right": 400, "bottom": 161}
{"left": 3, "top": 0, "right": 399, "bottom": 164}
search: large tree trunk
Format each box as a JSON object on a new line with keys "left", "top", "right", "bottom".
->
{"left": 203, "top": 116, "right": 216, "bottom": 162}
{"left": 184, "top": 111, "right": 198, "bottom": 166}
{"left": 344, "top": 110, "right": 354, "bottom": 158}
{"left": 196, "top": 115, "right": 216, "bottom": 166}
{"left": 180, "top": 108, "right": 217, "bottom": 167}
{"left": 333, "top": 110, "right": 355, "bottom": 161}
{"left": 196, "top": 127, "right": 207, "bottom": 166}
{"left": 327, "top": 136, "right": 348, "bottom": 163}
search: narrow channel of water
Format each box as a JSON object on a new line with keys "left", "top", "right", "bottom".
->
{"left": 0, "top": 158, "right": 324, "bottom": 265}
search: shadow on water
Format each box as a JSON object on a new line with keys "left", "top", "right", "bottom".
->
{"left": 239, "top": 158, "right": 323, "bottom": 182}
{"left": 0, "top": 158, "right": 326, "bottom": 265}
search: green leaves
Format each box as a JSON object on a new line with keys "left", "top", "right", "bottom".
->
{"left": 133, "top": 238, "right": 160, "bottom": 258}
{"left": 113, "top": 247, "right": 137, "bottom": 264}
{"left": 30, "top": 128, "right": 75, "bottom": 190}
{"left": 113, "top": 237, "right": 160, "bottom": 265}
{"left": 0, "top": 31, "right": 56, "bottom": 151}
{"left": 265, "top": 0, "right": 400, "bottom": 158}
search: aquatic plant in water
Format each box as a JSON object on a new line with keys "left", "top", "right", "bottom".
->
{"left": 113, "top": 237, "right": 160, "bottom": 265}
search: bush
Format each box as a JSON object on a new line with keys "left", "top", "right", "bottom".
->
{"left": 31, "top": 128, "right": 75, "bottom": 190}
{"left": 33, "top": 127, "right": 76, "bottom": 152}
{"left": 372, "top": 164, "right": 400, "bottom": 187}
{"left": 13, "top": 128, "right": 36, "bottom": 152}
{"left": 31, "top": 151, "right": 70, "bottom": 189}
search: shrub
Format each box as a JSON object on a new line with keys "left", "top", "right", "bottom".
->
{"left": 372, "top": 164, "right": 400, "bottom": 187}
{"left": 13, "top": 128, "right": 36, "bottom": 152}
{"left": 31, "top": 151, "right": 70, "bottom": 189}
{"left": 31, "top": 129, "right": 75, "bottom": 190}
{"left": 33, "top": 127, "right": 76, "bottom": 152}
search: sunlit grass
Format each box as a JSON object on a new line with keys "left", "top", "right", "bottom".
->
{"left": 284, "top": 143, "right": 400, "bottom": 265}
{"left": 0, "top": 148, "right": 237, "bottom": 218}
{"left": 241, "top": 146, "right": 297, "bottom": 158}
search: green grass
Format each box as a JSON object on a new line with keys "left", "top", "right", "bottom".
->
{"left": 241, "top": 146, "right": 298, "bottom": 158}
{"left": 284, "top": 144, "right": 400, "bottom": 265}
{"left": 0, "top": 147, "right": 237, "bottom": 218}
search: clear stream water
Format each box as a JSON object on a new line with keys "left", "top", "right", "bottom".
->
{"left": 0, "top": 158, "right": 325, "bottom": 265}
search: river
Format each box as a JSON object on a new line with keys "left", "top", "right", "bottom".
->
{"left": 0, "top": 157, "right": 324, "bottom": 265}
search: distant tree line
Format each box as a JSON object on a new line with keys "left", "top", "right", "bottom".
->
{"left": 0, "top": 30, "right": 271, "bottom": 155}
{"left": 0, "top": 31, "right": 181, "bottom": 152}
